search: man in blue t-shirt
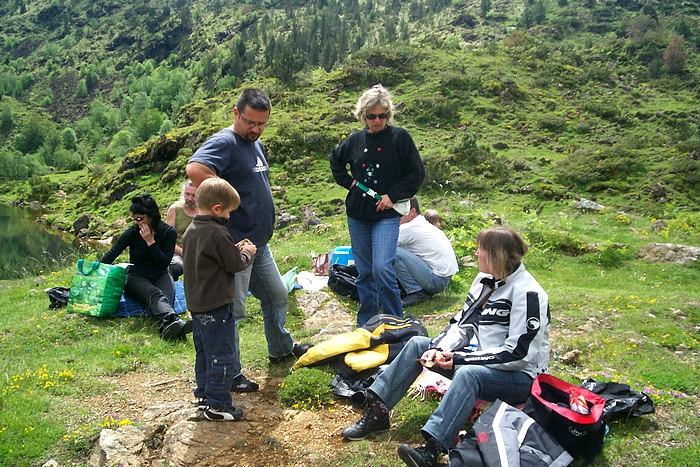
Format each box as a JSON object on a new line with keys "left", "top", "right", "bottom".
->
{"left": 187, "top": 88, "right": 311, "bottom": 393}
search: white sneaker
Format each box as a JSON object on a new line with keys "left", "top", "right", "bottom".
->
{"left": 204, "top": 406, "right": 243, "bottom": 421}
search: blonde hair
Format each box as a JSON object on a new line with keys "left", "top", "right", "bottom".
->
{"left": 195, "top": 178, "right": 240, "bottom": 212}
{"left": 423, "top": 209, "right": 442, "bottom": 226}
{"left": 475, "top": 227, "right": 528, "bottom": 279}
{"left": 354, "top": 84, "right": 395, "bottom": 125}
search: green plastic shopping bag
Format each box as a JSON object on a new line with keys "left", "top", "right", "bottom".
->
{"left": 66, "top": 260, "right": 127, "bottom": 318}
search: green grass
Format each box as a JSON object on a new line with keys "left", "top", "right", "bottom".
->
{"left": 1, "top": 198, "right": 699, "bottom": 466}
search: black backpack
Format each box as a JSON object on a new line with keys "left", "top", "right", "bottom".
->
{"left": 327, "top": 263, "right": 359, "bottom": 301}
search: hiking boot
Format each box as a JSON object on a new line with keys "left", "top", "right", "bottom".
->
{"left": 204, "top": 406, "right": 243, "bottom": 422}
{"left": 231, "top": 374, "right": 259, "bottom": 393}
{"left": 341, "top": 405, "right": 390, "bottom": 440}
{"left": 269, "top": 343, "right": 314, "bottom": 364}
{"left": 401, "top": 290, "right": 432, "bottom": 308}
{"left": 397, "top": 440, "right": 441, "bottom": 467}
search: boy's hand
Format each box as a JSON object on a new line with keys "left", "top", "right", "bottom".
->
{"left": 241, "top": 243, "right": 257, "bottom": 256}
{"left": 236, "top": 238, "right": 253, "bottom": 249}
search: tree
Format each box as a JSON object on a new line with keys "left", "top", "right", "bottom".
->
{"left": 14, "top": 116, "right": 46, "bottom": 154}
{"left": 480, "top": 0, "right": 491, "bottom": 17}
{"left": 134, "top": 109, "right": 163, "bottom": 142}
{"left": 268, "top": 43, "right": 305, "bottom": 84}
{"left": 62, "top": 128, "right": 77, "bottom": 150}
{"left": 74, "top": 79, "right": 88, "bottom": 98}
{"left": 0, "top": 104, "right": 12, "bottom": 135}
{"left": 663, "top": 34, "right": 686, "bottom": 74}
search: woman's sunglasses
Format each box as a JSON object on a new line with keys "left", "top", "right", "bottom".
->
{"left": 366, "top": 113, "right": 388, "bottom": 120}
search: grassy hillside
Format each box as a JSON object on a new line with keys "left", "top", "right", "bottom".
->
{"left": 0, "top": 1, "right": 699, "bottom": 466}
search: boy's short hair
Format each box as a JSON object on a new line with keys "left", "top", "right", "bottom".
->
{"left": 195, "top": 178, "right": 240, "bottom": 211}
{"left": 423, "top": 209, "right": 442, "bottom": 225}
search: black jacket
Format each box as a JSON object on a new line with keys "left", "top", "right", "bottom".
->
{"left": 330, "top": 126, "right": 425, "bottom": 222}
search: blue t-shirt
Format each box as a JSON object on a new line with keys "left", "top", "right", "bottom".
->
{"left": 189, "top": 128, "right": 275, "bottom": 246}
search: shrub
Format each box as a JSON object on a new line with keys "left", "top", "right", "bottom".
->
{"left": 340, "top": 45, "right": 421, "bottom": 87}
{"left": 581, "top": 100, "right": 621, "bottom": 122}
{"left": 407, "top": 95, "right": 460, "bottom": 124}
{"left": 582, "top": 243, "right": 635, "bottom": 268}
{"left": 523, "top": 216, "right": 588, "bottom": 256}
{"left": 278, "top": 367, "right": 335, "bottom": 410}
{"left": 573, "top": 122, "right": 592, "bottom": 134}
{"left": 537, "top": 115, "right": 567, "bottom": 132}
{"left": 439, "top": 71, "right": 482, "bottom": 93}
{"left": 28, "top": 176, "right": 60, "bottom": 204}
{"left": 667, "top": 153, "right": 700, "bottom": 194}
{"left": 553, "top": 147, "right": 645, "bottom": 187}
{"left": 422, "top": 132, "right": 510, "bottom": 193}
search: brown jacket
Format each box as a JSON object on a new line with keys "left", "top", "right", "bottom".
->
{"left": 182, "top": 215, "right": 253, "bottom": 313}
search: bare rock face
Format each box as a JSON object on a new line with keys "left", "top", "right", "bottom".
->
{"left": 638, "top": 243, "right": 700, "bottom": 265}
{"left": 301, "top": 204, "right": 322, "bottom": 227}
{"left": 88, "top": 403, "right": 260, "bottom": 467}
{"left": 574, "top": 198, "right": 605, "bottom": 212}
{"left": 89, "top": 423, "right": 154, "bottom": 467}
{"left": 295, "top": 290, "right": 354, "bottom": 339}
{"left": 72, "top": 213, "right": 93, "bottom": 236}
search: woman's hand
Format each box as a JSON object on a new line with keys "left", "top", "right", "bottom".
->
{"left": 419, "top": 349, "right": 454, "bottom": 370}
{"left": 375, "top": 194, "right": 394, "bottom": 212}
{"left": 434, "top": 351, "right": 454, "bottom": 370}
{"left": 139, "top": 223, "right": 155, "bottom": 246}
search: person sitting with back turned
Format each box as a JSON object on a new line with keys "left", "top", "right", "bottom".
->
{"left": 100, "top": 193, "right": 193, "bottom": 341}
{"left": 166, "top": 180, "right": 198, "bottom": 281}
{"left": 340, "top": 226, "right": 550, "bottom": 467}
{"left": 182, "top": 178, "right": 257, "bottom": 421}
{"left": 422, "top": 209, "right": 442, "bottom": 229}
{"left": 396, "top": 197, "right": 458, "bottom": 308}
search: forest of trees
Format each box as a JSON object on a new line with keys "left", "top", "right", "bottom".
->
{"left": 0, "top": 0, "right": 698, "bottom": 181}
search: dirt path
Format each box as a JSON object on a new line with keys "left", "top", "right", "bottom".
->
{"left": 83, "top": 369, "right": 361, "bottom": 466}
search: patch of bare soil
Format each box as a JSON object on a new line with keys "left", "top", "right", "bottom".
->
{"left": 83, "top": 369, "right": 361, "bottom": 466}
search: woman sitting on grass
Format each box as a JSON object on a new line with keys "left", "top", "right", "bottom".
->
{"left": 100, "top": 193, "right": 192, "bottom": 341}
{"left": 340, "top": 226, "right": 550, "bottom": 467}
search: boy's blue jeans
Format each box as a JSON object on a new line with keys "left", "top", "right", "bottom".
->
{"left": 192, "top": 303, "right": 237, "bottom": 411}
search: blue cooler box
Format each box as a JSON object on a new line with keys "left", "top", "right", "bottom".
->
{"left": 329, "top": 246, "right": 354, "bottom": 266}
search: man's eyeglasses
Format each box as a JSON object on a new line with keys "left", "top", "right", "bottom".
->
{"left": 239, "top": 114, "right": 268, "bottom": 129}
{"left": 365, "top": 113, "right": 388, "bottom": 121}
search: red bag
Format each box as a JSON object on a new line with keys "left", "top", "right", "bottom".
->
{"left": 523, "top": 374, "right": 608, "bottom": 461}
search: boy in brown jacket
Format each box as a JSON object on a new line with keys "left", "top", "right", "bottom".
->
{"left": 182, "top": 178, "right": 257, "bottom": 421}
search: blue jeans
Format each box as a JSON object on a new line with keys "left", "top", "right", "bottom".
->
{"left": 192, "top": 304, "right": 237, "bottom": 410}
{"left": 370, "top": 336, "right": 534, "bottom": 450}
{"left": 124, "top": 272, "right": 177, "bottom": 326}
{"left": 395, "top": 247, "right": 452, "bottom": 295}
{"left": 232, "top": 244, "right": 294, "bottom": 360}
{"left": 347, "top": 216, "right": 403, "bottom": 325}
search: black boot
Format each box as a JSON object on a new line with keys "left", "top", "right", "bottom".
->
{"left": 341, "top": 400, "right": 390, "bottom": 440}
{"left": 160, "top": 318, "right": 184, "bottom": 341}
{"left": 397, "top": 438, "right": 442, "bottom": 467}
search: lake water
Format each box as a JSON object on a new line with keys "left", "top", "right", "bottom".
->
{"left": 0, "top": 204, "right": 83, "bottom": 280}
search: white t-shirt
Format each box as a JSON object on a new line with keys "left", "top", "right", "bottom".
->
{"left": 398, "top": 215, "right": 459, "bottom": 277}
